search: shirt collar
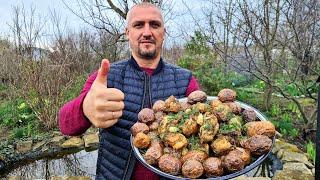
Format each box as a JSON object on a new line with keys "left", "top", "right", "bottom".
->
{"left": 129, "top": 56, "right": 164, "bottom": 75}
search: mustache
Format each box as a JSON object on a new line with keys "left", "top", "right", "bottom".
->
{"left": 138, "top": 39, "right": 156, "bottom": 44}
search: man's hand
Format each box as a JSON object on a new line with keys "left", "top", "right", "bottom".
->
{"left": 83, "top": 59, "right": 125, "bottom": 128}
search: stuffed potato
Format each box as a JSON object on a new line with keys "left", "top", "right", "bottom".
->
{"left": 131, "top": 89, "right": 275, "bottom": 179}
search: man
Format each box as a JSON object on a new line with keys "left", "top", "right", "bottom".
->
{"left": 59, "top": 2, "right": 199, "bottom": 180}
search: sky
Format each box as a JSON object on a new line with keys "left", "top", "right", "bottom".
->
{"left": 0, "top": 0, "right": 204, "bottom": 47}
{"left": 0, "top": 0, "right": 87, "bottom": 37}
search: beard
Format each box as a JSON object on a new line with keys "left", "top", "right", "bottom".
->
{"left": 138, "top": 48, "right": 157, "bottom": 59}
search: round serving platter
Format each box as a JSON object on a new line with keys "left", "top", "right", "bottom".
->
{"left": 131, "top": 96, "right": 275, "bottom": 180}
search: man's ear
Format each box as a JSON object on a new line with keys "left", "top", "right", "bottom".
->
{"left": 125, "top": 27, "right": 129, "bottom": 39}
{"left": 163, "top": 27, "right": 167, "bottom": 41}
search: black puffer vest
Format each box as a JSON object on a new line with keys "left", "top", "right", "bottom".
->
{"left": 95, "top": 57, "right": 192, "bottom": 180}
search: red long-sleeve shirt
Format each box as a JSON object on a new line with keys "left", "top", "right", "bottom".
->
{"left": 58, "top": 67, "right": 199, "bottom": 180}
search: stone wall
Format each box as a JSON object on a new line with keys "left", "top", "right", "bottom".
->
{"left": 0, "top": 131, "right": 99, "bottom": 176}
{"left": 270, "top": 139, "right": 314, "bottom": 180}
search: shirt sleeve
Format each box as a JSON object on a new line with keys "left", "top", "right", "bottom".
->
{"left": 58, "top": 71, "right": 98, "bottom": 136}
{"left": 185, "top": 75, "right": 200, "bottom": 96}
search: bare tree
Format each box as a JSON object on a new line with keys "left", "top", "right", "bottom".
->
{"left": 190, "top": 0, "right": 282, "bottom": 109}
{"left": 273, "top": 0, "right": 320, "bottom": 128}
{"left": 233, "top": 0, "right": 282, "bottom": 110}
{"left": 278, "top": 0, "right": 320, "bottom": 75}
{"left": 8, "top": 4, "right": 47, "bottom": 59}
{"left": 202, "top": 0, "right": 238, "bottom": 74}
{"left": 196, "top": 0, "right": 319, "bottom": 131}
{"left": 0, "top": 39, "right": 15, "bottom": 85}
{"left": 62, "top": 0, "right": 175, "bottom": 45}
{"left": 232, "top": 0, "right": 320, "bottom": 128}
{"left": 4, "top": 4, "right": 100, "bottom": 129}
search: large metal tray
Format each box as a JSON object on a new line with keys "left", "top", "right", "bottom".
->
{"left": 131, "top": 96, "right": 275, "bottom": 179}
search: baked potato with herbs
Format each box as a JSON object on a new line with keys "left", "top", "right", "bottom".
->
{"left": 131, "top": 89, "right": 275, "bottom": 179}
{"left": 158, "top": 154, "right": 181, "bottom": 175}
{"left": 182, "top": 159, "right": 204, "bottom": 178}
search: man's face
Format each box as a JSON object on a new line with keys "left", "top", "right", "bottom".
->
{"left": 126, "top": 6, "right": 165, "bottom": 60}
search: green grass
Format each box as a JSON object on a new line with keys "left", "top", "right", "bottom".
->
{"left": 0, "top": 99, "right": 36, "bottom": 127}
{"left": 0, "top": 98, "right": 42, "bottom": 140}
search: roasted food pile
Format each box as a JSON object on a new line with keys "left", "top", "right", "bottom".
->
{"left": 131, "top": 89, "right": 276, "bottom": 179}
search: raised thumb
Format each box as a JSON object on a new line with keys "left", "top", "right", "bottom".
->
{"left": 96, "top": 59, "right": 110, "bottom": 86}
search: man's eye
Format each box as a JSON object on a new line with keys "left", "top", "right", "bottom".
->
{"left": 134, "top": 24, "right": 143, "bottom": 28}
{"left": 151, "top": 23, "right": 160, "bottom": 28}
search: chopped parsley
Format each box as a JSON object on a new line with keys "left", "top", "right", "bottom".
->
{"left": 219, "top": 123, "right": 240, "bottom": 134}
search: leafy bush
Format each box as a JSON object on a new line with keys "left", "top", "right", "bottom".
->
{"left": 270, "top": 107, "right": 299, "bottom": 138}
{"left": 0, "top": 98, "right": 41, "bottom": 140}
{"left": 8, "top": 121, "right": 40, "bottom": 139}
{"left": 0, "top": 99, "right": 36, "bottom": 128}
{"left": 285, "top": 83, "right": 300, "bottom": 96}
{"left": 252, "top": 80, "right": 266, "bottom": 91}
{"left": 274, "top": 76, "right": 318, "bottom": 96}
{"left": 306, "top": 141, "right": 316, "bottom": 164}
{"left": 235, "top": 89, "right": 264, "bottom": 109}
{"left": 178, "top": 31, "right": 247, "bottom": 96}
{"left": 270, "top": 104, "right": 281, "bottom": 116}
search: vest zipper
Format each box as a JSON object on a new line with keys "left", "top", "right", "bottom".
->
{"left": 122, "top": 149, "right": 132, "bottom": 180}
{"left": 122, "top": 73, "right": 148, "bottom": 180}
{"left": 141, "top": 73, "right": 147, "bottom": 109}
{"left": 146, "top": 74, "right": 152, "bottom": 108}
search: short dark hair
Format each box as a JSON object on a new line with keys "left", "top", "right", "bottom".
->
{"left": 126, "top": 2, "right": 163, "bottom": 27}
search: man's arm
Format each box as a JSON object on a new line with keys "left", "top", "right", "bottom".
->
{"left": 186, "top": 75, "right": 200, "bottom": 96}
{"left": 58, "top": 71, "right": 98, "bottom": 136}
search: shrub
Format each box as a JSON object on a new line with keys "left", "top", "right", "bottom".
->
{"left": 270, "top": 108, "right": 299, "bottom": 138}
{"left": 0, "top": 99, "right": 36, "bottom": 128}
{"left": 306, "top": 141, "right": 316, "bottom": 164}
{"left": 0, "top": 98, "right": 41, "bottom": 140}
{"left": 178, "top": 31, "right": 247, "bottom": 96}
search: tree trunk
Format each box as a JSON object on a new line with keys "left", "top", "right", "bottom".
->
{"left": 263, "top": 84, "right": 273, "bottom": 110}
{"left": 301, "top": 53, "right": 312, "bottom": 75}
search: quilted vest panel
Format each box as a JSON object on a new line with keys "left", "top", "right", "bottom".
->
{"left": 95, "top": 58, "right": 192, "bottom": 180}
